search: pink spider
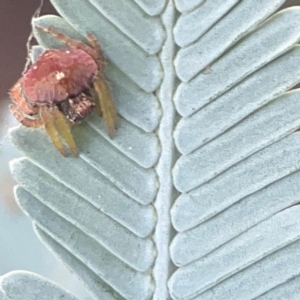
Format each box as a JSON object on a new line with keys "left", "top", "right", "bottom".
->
{"left": 10, "top": 26, "right": 118, "bottom": 156}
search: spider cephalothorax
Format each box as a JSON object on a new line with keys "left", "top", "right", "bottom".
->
{"left": 10, "top": 26, "right": 117, "bottom": 156}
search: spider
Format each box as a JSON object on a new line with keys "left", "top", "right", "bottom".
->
{"left": 10, "top": 25, "right": 118, "bottom": 156}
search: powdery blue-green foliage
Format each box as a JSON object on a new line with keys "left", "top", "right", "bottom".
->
{"left": 0, "top": 271, "right": 78, "bottom": 300}
{"left": 3, "top": 0, "right": 300, "bottom": 299}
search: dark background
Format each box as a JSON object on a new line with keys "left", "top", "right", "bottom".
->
{"left": 0, "top": 1, "right": 56, "bottom": 100}
{"left": 1, "top": 0, "right": 300, "bottom": 100}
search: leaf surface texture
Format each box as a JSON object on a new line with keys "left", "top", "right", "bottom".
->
{"left": 4, "top": 1, "right": 300, "bottom": 299}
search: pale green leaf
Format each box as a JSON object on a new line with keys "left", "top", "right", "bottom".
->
{"left": 4, "top": 1, "right": 300, "bottom": 299}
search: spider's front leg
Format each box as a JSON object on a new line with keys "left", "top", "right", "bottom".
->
{"left": 40, "top": 106, "right": 78, "bottom": 156}
{"left": 85, "top": 34, "right": 117, "bottom": 136}
{"left": 92, "top": 75, "right": 118, "bottom": 138}
{"left": 52, "top": 106, "right": 78, "bottom": 156}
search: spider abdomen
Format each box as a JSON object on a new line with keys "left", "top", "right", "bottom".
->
{"left": 23, "top": 49, "right": 97, "bottom": 104}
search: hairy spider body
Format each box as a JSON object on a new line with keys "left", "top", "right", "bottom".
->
{"left": 23, "top": 49, "right": 97, "bottom": 104}
{"left": 10, "top": 27, "right": 117, "bottom": 156}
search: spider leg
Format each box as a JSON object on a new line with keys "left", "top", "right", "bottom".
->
{"left": 10, "top": 104, "right": 43, "bottom": 128}
{"left": 35, "top": 25, "right": 97, "bottom": 60}
{"left": 86, "top": 33, "right": 105, "bottom": 73}
{"left": 52, "top": 106, "right": 78, "bottom": 156}
{"left": 40, "top": 106, "right": 66, "bottom": 156}
{"left": 86, "top": 34, "right": 101, "bottom": 56}
{"left": 10, "top": 78, "right": 39, "bottom": 115}
{"left": 89, "top": 86, "right": 103, "bottom": 116}
{"left": 93, "top": 75, "right": 118, "bottom": 138}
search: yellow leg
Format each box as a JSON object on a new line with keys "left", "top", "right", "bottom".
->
{"left": 89, "top": 87, "right": 103, "bottom": 116}
{"left": 93, "top": 75, "right": 118, "bottom": 138}
{"left": 40, "top": 106, "right": 66, "bottom": 156}
{"left": 53, "top": 106, "right": 78, "bottom": 156}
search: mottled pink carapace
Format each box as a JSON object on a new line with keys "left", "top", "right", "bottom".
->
{"left": 22, "top": 48, "right": 97, "bottom": 104}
